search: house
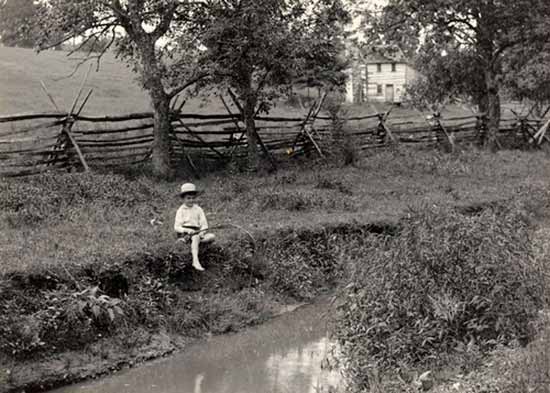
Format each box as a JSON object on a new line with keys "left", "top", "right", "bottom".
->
{"left": 345, "top": 50, "right": 417, "bottom": 105}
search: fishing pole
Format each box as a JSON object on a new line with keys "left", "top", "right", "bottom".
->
{"left": 177, "top": 223, "right": 256, "bottom": 246}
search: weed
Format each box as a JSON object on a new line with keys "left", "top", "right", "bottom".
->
{"left": 333, "top": 200, "right": 546, "bottom": 390}
{"left": 0, "top": 285, "right": 127, "bottom": 359}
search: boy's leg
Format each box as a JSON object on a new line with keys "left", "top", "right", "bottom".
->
{"left": 191, "top": 235, "right": 205, "bottom": 271}
{"left": 201, "top": 233, "right": 215, "bottom": 243}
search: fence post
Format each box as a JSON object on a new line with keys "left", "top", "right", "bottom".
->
{"left": 433, "top": 112, "right": 455, "bottom": 153}
{"left": 63, "top": 117, "right": 90, "bottom": 172}
{"left": 225, "top": 90, "right": 277, "bottom": 171}
{"left": 376, "top": 110, "right": 397, "bottom": 145}
{"left": 476, "top": 113, "right": 488, "bottom": 145}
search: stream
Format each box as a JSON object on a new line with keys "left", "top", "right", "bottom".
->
{"left": 48, "top": 301, "right": 342, "bottom": 393}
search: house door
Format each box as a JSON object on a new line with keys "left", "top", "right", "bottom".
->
{"left": 385, "top": 84, "right": 394, "bottom": 103}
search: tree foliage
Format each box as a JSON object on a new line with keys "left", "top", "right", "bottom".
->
{"left": 358, "top": 0, "right": 550, "bottom": 149}
{"left": 405, "top": 44, "right": 484, "bottom": 112}
{"left": 502, "top": 19, "right": 550, "bottom": 117}
{"left": 0, "top": 0, "right": 41, "bottom": 48}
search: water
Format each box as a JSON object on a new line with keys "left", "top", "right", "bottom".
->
{"left": 49, "top": 301, "right": 342, "bottom": 393}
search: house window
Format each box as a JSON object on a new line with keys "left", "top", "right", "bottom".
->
{"left": 376, "top": 63, "right": 382, "bottom": 72}
{"left": 377, "top": 84, "right": 383, "bottom": 95}
{"left": 391, "top": 63, "right": 396, "bottom": 72}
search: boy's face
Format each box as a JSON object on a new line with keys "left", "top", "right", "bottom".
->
{"left": 181, "top": 193, "right": 196, "bottom": 206}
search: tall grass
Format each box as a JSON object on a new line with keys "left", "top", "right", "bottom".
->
{"left": 332, "top": 189, "right": 550, "bottom": 393}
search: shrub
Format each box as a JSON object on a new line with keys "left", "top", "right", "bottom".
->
{"left": 333, "top": 203, "right": 545, "bottom": 389}
{"left": 0, "top": 285, "right": 127, "bottom": 359}
{"left": 258, "top": 229, "right": 349, "bottom": 300}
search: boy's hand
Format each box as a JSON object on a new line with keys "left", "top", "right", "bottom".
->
{"left": 177, "top": 234, "right": 191, "bottom": 244}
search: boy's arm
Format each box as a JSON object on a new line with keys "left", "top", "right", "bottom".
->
{"left": 174, "top": 207, "right": 186, "bottom": 234}
{"left": 198, "top": 207, "right": 208, "bottom": 231}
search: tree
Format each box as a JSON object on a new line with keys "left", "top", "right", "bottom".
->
{"left": 202, "top": 0, "right": 349, "bottom": 170}
{"left": 295, "top": 1, "right": 350, "bottom": 91}
{"left": 358, "top": 0, "right": 550, "bottom": 149}
{"left": 0, "top": 0, "right": 40, "bottom": 48}
{"left": 503, "top": 25, "right": 550, "bottom": 117}
{"left": 404, "top": 43, "right": 485, "bottom": 112}
{"left": 34, "top": 1, "right": 209, "bottom": 178}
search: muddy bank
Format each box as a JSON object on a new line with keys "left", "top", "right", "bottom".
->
{"left": 0, "top": 222, "right": 396, "bottom": 393}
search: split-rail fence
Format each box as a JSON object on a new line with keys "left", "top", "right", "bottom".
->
{"left": 1, "top": 107, "right": 548, "bottom": 178}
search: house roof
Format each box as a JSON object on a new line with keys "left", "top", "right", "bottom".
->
{"left": 356, "top": 45, "right": 409, "bottom": 64}
{"left": 364, "top": 52, "right": 405, "bottom": 64}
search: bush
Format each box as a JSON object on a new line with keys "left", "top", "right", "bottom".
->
{"left": 333, "top": 203, "right": 545, "bottom": 389}
{"left": 0, "top": 285, "right": 127, "bottom": 359}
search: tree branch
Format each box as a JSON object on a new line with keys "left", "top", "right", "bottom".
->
{"left": 38, "top": 17, "right": 116, "bottom": 51}
{"left": 167, "top": 72, "right": 209, "bottom": 98}
{"left": 151, "top": 3, "right": 178, "bottom": 41}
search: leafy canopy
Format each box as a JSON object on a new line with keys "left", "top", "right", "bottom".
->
{"left": 202, "top": 0, "right": 350, "bottom": 111}
{"left": 0, "top": 0, "right": 42, "bottom": 48}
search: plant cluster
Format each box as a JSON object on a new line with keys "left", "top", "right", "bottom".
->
{"left": 258, "top": 228, "right": 365, "bottom": 300}
{"left": 333, "top": 201, "right": 546, "bottom": 390}
{"left": 0, "top": 285, "right": 126, "bottom": 359}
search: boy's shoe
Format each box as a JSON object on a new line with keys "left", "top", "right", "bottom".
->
{"left": 192, "top": 262, "right": 205, "bottom": 271}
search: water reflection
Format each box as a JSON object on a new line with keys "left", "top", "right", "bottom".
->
{"left": 49, "top": 302, "right": 341, "bottom": 393}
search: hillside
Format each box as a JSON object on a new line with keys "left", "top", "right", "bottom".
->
{"left": 0, "top": 46, "right": 232, "bottom": 116}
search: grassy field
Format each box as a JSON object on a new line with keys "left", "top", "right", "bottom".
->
{"left": 1, "top": 148, "right": 548, "bottom": 274}
{"left": 0, "top": 46, "right": 151, "bottom": 115}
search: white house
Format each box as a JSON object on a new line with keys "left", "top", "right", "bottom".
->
{"left": 345, "top": 51, "right": 417, "bottom": 104}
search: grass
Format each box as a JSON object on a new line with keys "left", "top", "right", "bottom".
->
{"left": 0, "top": 46, "right": 151, "bottom": 115}
{"left": 0, "top": 147, "right": 548, "bottom": 275}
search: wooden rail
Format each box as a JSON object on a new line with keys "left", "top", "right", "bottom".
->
{"left": 0, "top": 108, "right": 548, "bottom": 177}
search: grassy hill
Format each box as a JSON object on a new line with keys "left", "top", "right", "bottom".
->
{"left": 0, "top": 46, "right": 240, "bottom": 116}
{"left": 0, "top": 46, "right": 151, "bottom": 115}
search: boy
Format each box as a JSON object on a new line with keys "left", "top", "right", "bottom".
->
{"left": 174, "top": 183, "right": 215, "bottom": 271}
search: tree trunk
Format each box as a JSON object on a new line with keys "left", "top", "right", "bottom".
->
{"left": 150, "top": 90, "right": 174, "bottom": 179}
{"left": 484, "top": 68, "right": 501, "bottom": 151}
{"left": 139, "top": 40, "right": 174, "bottom": 179}
{"left": 243, "top": 92, "right": 259, "bottom": 171}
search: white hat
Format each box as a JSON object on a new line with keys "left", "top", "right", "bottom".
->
{"left": 180, "top": 183, "right": 198, "bottom": 196}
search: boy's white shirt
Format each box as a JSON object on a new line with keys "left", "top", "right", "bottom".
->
{"left": 174, "top": 203, "right": 208, "bottom": 233}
